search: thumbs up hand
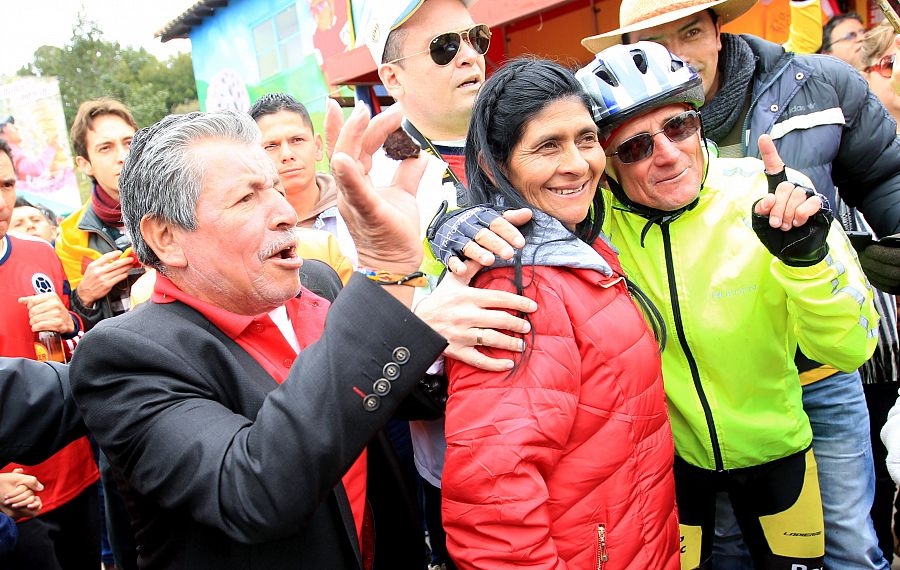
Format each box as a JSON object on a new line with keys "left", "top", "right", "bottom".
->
{"left": 751, "top": 134, "right": 833, "bottom": 267}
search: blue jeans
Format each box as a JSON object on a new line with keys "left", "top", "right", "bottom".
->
{"left": 713, "top": 371, "right": 889, "bottom": 569}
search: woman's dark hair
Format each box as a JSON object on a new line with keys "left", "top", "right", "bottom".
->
{"left": 465, "top": 58, "right": 666, "bottom": 359}
{"left": 465, "top": 57, "right": 605, "bottom": 245}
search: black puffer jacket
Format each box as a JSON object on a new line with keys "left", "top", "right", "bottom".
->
{"left": 736, "top": 34, "right": 900, "bottom": 237}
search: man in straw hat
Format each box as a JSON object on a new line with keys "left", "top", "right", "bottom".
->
{"left": 582, "top": 1, "right": 900, "bottom": 568}
{"left": 348, "top": 1, "right": 536, "bottom": 568}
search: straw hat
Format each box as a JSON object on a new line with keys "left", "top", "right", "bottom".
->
{"left": 581, "top": 0, "right": 757, "bottom": 54}
{"left": 351, "top": 0, "right": 479, "bottom": 65}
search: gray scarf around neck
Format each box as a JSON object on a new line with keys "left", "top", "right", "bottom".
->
{"left": 701, "top": 34, "right": 756, "bottom": 143}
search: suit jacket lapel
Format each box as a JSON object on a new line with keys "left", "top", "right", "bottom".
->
{"left": 157, "top": 300, "right": 363, "bottom": 568}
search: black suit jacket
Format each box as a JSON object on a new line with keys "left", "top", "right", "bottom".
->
{"left": 70, "top": 275, "right": 446, "bottom": 569}
{"left": 0, "top": 358, "right": 85, "bottom": 465}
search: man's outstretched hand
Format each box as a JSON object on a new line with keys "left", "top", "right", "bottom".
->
{"left": 331, "top": 102, "right": 427, "bottom": 274}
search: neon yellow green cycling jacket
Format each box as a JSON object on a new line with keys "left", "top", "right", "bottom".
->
{"left": 604, "top": 157, "right": 878, "bottom": 471}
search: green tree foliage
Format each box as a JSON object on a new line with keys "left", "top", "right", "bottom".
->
{"left": 17, "top": 13, "right": 198, "bottom": 129}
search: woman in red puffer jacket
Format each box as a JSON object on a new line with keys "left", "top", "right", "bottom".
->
{"left": 440, "top": 58, "right": 679, "bottom": 570}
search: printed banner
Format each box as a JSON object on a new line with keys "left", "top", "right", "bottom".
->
{"left": 0, "top": 76, "right": 81, "bottom": 216}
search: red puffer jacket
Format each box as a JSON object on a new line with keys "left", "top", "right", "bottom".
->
{"left": 443, "top": 238, "right": 679, "bottom": 570}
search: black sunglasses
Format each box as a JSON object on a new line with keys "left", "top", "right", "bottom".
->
{"left": 607, "top": 111, "right": 701, "bottom": 164}
{"left": 387, "top": 24, "right": 491, "bottom": 66}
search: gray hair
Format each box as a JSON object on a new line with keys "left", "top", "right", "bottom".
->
{"left": 119, "top": 110, "right": 261, "bottom": 271}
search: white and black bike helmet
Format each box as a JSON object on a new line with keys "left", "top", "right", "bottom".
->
{"left": 575, "top": 41, "right": 705, "bottom": 134}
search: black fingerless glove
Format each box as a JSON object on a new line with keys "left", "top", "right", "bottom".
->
{"left": 859, "top": 237, "right": 900, "bottom": 294}
{"left": 426, "top": 201, "right": 501, "bottom": 265}
{"left": 751, "top": 170, "right": 833, "bottom": 267}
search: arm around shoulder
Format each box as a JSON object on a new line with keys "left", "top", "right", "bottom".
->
{"left": 71, "top": 276, "right": 446, "bottom": 543}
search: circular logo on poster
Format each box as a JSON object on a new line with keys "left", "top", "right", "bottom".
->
{"left": 32, "top": 273, "right": 55, "bottom": 294}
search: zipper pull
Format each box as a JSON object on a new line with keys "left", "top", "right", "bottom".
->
{"left": 597, "top": 524, "right": 609, "bottom": 569}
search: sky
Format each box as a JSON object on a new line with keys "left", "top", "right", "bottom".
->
{"left": 4, "top": 0, "right": 196, "bottom": 76}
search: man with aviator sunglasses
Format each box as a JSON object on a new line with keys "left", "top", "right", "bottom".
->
{"left": 350, "top": 2, "right": 537, "bottom": 569}
{"left": 384, "top": 23, "right": 491, "bottom": 67}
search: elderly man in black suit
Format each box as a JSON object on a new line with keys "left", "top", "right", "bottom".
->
{"left": 69, "top": 103, "right": 457, "bottom": 569}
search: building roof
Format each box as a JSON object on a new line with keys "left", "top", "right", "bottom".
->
{"left": 157, "top": 0, "right": 230, "bottom": 42}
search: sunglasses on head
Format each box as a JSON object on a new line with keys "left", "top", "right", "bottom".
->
{"left": 607, "top": 111, "right": 702, "bottom": 164}
{"left": 866, "top": 54, "right": 896, "bottom": 79}
{"left": 387, "top": 24, "right": 491, "bottom": 66}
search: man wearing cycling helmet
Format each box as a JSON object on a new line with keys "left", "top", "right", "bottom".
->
{"left": 430, "top": 43, "right": 877, "bottom": 569}
{"left": 581, "top": 1, "right": 900, "bottom": 568}
{"left": 582, "top": 0, "right": 900, "bottom": 570}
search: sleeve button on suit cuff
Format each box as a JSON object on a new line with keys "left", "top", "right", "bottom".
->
{"left": 373, "top": 379, "right": 392, "bottom": 396}
{"left": 363, "top": 394, "right": 381, "bottom": 412}
{"left": 383, "top": 362, "right": 401, "bottom": 381}
{"left": 392, "top": 347, "right": 410, "bottom": 364}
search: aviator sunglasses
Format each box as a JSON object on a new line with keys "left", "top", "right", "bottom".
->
{"left": 387, "top": 24, "right": 492, "bottom": 66}
{"left": 866, "top": 54, "right": 896, "bottom": 79}
{"left": 607, "top": 111, "right": 702, "bottom": 164}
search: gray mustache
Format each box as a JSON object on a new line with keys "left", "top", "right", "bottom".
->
{"left": 258, "top": 228, "right": 299, "bottom": 261}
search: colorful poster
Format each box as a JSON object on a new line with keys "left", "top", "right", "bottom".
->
{"left": 0, "top": 77, "right": 80, "bottom": 216}
{"left": 307, "top": 0, "right": 352, "bottom": 86}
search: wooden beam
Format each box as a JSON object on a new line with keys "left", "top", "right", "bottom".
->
{"left": 469, "top": 0, "right": 574, "bottom": 27}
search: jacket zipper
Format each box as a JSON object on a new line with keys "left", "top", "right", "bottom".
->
{"left": 597, "top": 524, "right": 608, "bottom": 570}
{"left": 661, "top": 225, "right": 724, "bottom": 472}
{"left": 741, "top": 48, "right": 797, "bottom": 155}
{"left": 79, "top": 208, "right": 120, "bottom": 251}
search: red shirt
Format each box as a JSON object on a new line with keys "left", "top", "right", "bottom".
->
{"left": 0, "top": 233, "right": 98, "bottom": 515}
{"left": 151, "top": 274, "right": 368, "bottom": 545}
